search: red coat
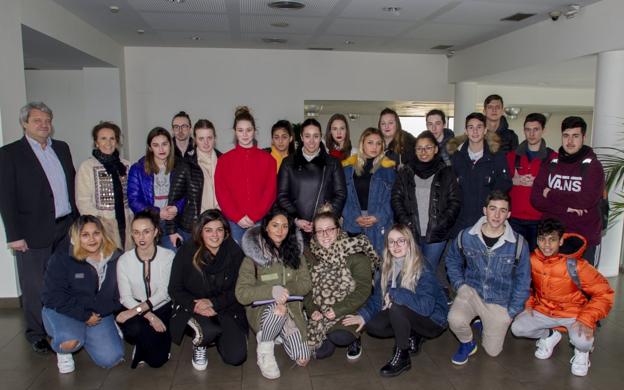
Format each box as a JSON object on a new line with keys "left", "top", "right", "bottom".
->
{"left": 526, "top": 233, "right": 614, "bottom": 329}
{"left": 506, "top": 144, "right": 557, "bottom": 221}
{"left": 215, "top": 144, "right": 277, "bottom": 223}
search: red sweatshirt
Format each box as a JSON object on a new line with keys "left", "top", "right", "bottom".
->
{"left": 215, "top": 144, "right": 277, "bottom": 223}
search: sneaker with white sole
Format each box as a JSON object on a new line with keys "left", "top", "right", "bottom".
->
{"left": 346, "top": 338, "right": 362, "bottom": 360}
{"left": 535, "top": 330, "right": 562, "bottom": 360}
{"left": 570, "top": 349, "right": 590, "bottom": 376}
{"left": 192, "top": 345, "right": 208, "bottom": 371}
{"left": 256, "top": 331, "right": 280, "bottom": 379}
{"left": 57, "top": 353, "right": 75, "bottom": 374}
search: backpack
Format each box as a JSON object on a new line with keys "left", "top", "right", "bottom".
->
{"left": 548, "top": 157, "right": 609, "bottom": 231}
{"left": 457, "top": 229, "right": 524, "bottom": 270}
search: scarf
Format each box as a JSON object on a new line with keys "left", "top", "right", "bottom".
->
{"left": 92, "top": 149, "right": 127, "bottom": 248}
{"left": 196, "top": 148, "right": 219, "bottom": 212}
{"left": 306, "top": 233, "right": 379, "bottom": 348}
{"left": 410, "top": 155, "right": 442, "bottom": 179}
{"left": 558, "top": 145, "right": 591, "bottom": 164}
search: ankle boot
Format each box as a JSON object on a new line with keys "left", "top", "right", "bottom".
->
{"left": 380, "top": 347, "right": 411, "bottom": 377}
{"left": 256, "top": 331, "right": 280, "bottom": 379}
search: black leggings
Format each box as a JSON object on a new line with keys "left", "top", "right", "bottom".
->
{"left": 121, "top": 304, "right": 172, "bottom": 368}
{"left": 366, "top": 304, "right": 445, "bottom": 350}
{"left": 314, "top": 329, "right": 358, "bottom": 359}
{"left": 188, "top": 313, "right": 247, "bottom": 366}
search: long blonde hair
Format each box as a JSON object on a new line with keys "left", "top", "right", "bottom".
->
{"left": 354, "top": 127, "right": 386, "bottom": 176}
{"left": 70, "top": 215, "right": 118, "bottom": 260}
{"left": 380, "top": 224, "right": 424, "bottom": 297}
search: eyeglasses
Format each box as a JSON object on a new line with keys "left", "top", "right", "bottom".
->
{"left": 173, "top": 124, "right": 190, "bottom": 131}
{"left": 388, "top": 238, "right": 407, "bottom": 247}
{"left": 415, "top": 145, "right": 435, "bottom": 153}
{"left": 315, "top": 226, "right": 338, "bottom": 237}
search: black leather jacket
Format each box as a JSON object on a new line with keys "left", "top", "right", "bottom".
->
{"left": 167, "top": 151, "right": 222, "bottom": 234}
{"left": 391, "top": 159, "right": 461, "bottom": 243}
{"left": 277, "top": 144, "right": 346, "bottom": 221}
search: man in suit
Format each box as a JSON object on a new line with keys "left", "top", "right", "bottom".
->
{"left": 0, "top": 102, "right": 77, "bottom": 353}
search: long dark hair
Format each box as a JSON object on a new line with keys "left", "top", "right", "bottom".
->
{"left": 191, "top": 209, "right": 231, "bottom": 272}
{"left": 144, "top": 127, "right": 175, "bottom": 175}
{"left": 325, "top": 113, "right": 352, "bottom": 155}
{"left": 260, "top": 206, "right": 301, "bottom": 269}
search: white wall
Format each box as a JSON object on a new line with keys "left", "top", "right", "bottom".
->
{"left": 124, "top": 47, "right": 453, "bottom": 161}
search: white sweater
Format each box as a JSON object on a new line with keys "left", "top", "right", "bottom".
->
{"left": 117, "top": 246, "right": 175, "bottom": 311}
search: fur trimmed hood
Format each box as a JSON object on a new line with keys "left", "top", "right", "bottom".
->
{"left": 241, "top": 225, "right": 304, "bottom": 267}
{"left": 446, "top": 131, "right": 501, "bottom": 156}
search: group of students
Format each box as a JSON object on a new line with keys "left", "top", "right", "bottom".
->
{"left": 0, "top": 98, "right": 615, "bottom": 380}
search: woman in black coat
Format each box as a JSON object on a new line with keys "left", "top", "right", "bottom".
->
{"left": 168, "top": 209, "right": 247, "bottom": 371}
{"left": 391, "top": 131, "right": 460, "bottom": 272}
{"left": 277, "top": 118, "right": 347, "bottom": 238}
{"left": 167, "top": 120, "right": 222, "bottom": 247}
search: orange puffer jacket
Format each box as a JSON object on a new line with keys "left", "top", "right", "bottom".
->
{"left": 526, "top": 233, "right": 614, "bottom": 329}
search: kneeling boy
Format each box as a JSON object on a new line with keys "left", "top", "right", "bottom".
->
{"left": 511, "top": 218, "right": 614, "bottom": 376}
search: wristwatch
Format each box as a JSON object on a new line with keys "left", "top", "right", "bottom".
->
{"left": 135, "top": 306, "right": 143, "bottom": 314}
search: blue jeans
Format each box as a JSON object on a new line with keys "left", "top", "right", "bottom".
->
{"left": 42, "top": 307, "right": 124, "bottom": 368}
{"left": 229, "top": 220, "right": 252, "bottom": 244}
{"left": 421, "top": 240, "right": 447, "bottom": 272}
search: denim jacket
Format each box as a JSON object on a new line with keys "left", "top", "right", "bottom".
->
{"left": 446, "top": 217, "right": 531, "bottom": 317}
{"left": 342, "top": 156, "right": 396, "bottom": 255}
{"left": 358, "top": 269, "right": 448, "bottom": 328}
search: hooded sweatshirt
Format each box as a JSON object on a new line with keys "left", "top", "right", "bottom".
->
{"left": 527, "top": 233, "right": 614, "bottom": 329}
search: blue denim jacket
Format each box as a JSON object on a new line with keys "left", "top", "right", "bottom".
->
{"left": 358, "top": 269, "right": 448, "bottom": 328}
{"left": 342, "top": 158, "right": 395, "bottom": 255}
{"left": 446, "top": 217, "right": 531, "bottom": 317}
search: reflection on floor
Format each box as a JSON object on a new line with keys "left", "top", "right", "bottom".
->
{"left": 1, "top": 275, "right": 622, "bottom": 390}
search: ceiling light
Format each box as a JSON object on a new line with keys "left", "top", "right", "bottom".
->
{"left": 136, "top": 29, "right": 145, "bottom": 34}
{"left": 262, "top": 37, "right": 288, "bottom": 44}
{"left": 167, "top": 0, "right": 185, "bottom": 3}
{"left": 109, "top": 5, "right": 120, "bottom": 13}
{"left": 344, "top": 40, "right": 355, "bottom": 45}
{"left": 191, "top": 36, "right": 201, "bottom": 41}
{"left": 382, "top": 6, "right": 401, "bottom": 16}
{"left": 348, "top": 113, "right": 360, "bottom": 120}
{"left": 504, "top": 107, "right": 521, "bottom": 117}
{"left": 270, "top": 22, "right": 290, "bottom": 28}
{"left": 268, "top": 1, "right": 305, "bottom": 10}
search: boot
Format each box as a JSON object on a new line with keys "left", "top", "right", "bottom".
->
{"left": 256, "top": 331, "right": 280, "bottom": 379}
{"left": 380, "top": 346, "right": 411, "bottom": 377}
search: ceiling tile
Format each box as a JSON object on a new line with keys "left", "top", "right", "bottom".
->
{"left": 129, "top": 0, "right": 227, "bottom": 13}
{"left": 433, "top": 1, "right": 544, "bottom": 25}
{"left": 239, "top": 14, "right": 324, "bottom": 34}
{"left": 405, "top": 23, "right": 499, "bottom": 43}
{"left": 325, "top": 18, "right": 413, "bottom": 37}
{"left": 240, "top": 0, "right": 341, "bottom": 17}
{"left": 141, "top": 12, "right": 230, "bottom": 32}
{"left": 339, "top": 0, "right": 451, "bottom": 21}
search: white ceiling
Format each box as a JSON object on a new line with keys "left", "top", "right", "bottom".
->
{"left": 50, "top": 0, "right": 601, "bottom": 54}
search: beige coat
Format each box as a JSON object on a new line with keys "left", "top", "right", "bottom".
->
{"left": 75, "top": 157, "right": 134, "bottom": 250}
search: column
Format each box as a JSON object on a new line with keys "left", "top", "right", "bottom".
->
{"left": 592, "top": 50, "right": 624, "bottom": 277}
{"left": 453, "top": 81, "right": 478, "bottom": 135}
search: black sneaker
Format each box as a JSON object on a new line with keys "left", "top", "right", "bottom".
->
{"left": 346, "top": 338, "right": 362, "bottom": 360}
{"left": 380, "top": 347, "right": 411, "bottom": 377}
{"left": 408, "top": 335, "right": 424, "bottom": 355}
{"left": 31, "top": 339, "right": 52, "bottom": 354}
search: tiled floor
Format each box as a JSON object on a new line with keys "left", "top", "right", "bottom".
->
{"left": 1, "top": 275, "right": 622, "bottom": 390}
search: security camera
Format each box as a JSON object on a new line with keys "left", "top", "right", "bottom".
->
{"left": 549, "top": 11, "right": 561, "bottom": 21}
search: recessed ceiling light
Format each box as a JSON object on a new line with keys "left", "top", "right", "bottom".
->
{"left": 270, "top": 22, "right": 290, "bottom": 28}
{"left": 167, "top": 0, "right": 185, "bottom": 3}
{"left": 382, "top": 6, "right": 401, "bottom": 16}
{"left": 191, "top": 36, "right": 201, "bottom": 41}
{"left": 344, "top": 40, "right": 355, "bottom": 45}
{"left": 268, "top": 1, "right": 305, "bottom": 10}
{"left": 109, "top": 5, "right": 120, "bottom": 13}
{"left": 262, "top": 37, "right": 288, "bottom": 44}
{"left": 136, "top": 29, "right": 145, "bottom": 34}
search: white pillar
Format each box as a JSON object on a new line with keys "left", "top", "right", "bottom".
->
{"left": 453, "top": 81, "right": 478, "bottom": 135}
{"left": 592, "top": 50, "right": 624, "bottom": 277}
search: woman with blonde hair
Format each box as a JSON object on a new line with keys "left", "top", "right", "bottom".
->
{"left": 343, "top": 225, "right": 448, "bottom": 377}
{"left": 41, "top": 215, "right": 124, "bottom": 373}
{"left": 342, "top": 127, "right": 396, "bottom": 255}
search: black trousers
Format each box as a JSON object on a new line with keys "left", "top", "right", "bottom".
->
{"left": 314, "top": 329, "right": 357, "bottom": 359}
{"left": 191, "top": 314, "right": 247, "bottom": 366}
{"left": 366, "top": 304, "right": 445, "bottom": 350}
{"left": 121, "top": 304, "right": 172, "bottom": 368}
{"left": 16, "top": 216, "right": 72, "bottom": 343}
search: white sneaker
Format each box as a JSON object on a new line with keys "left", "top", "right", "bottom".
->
{"left": 192, "top": 345, "right": 208, "bottom": 371}
{"left": 535, "top": 330, "right": 562, "bottom": 360}
{"left": 256, "top": 331, "right": 280, "bottom": 379}
{"left": 57, "top": 353, "right": 75, "bottom": 374}
{"left": 570, "top": 349, "right": 590, "bottom": 376}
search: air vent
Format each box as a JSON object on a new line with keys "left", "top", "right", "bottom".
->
{"left": 430, "top": 45, "right": 453, "bottom": 50}
{"left": 262, "top": 38, "right": 288, "bottom": 44}
{"left": 307, "top": 47, "right": 334, "bottom": 51}
{"left": 500, "top": 13, "right": 536, "bottom": 22}
{"left": 268, "top": 1, "right": 305, "bottom": 10}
